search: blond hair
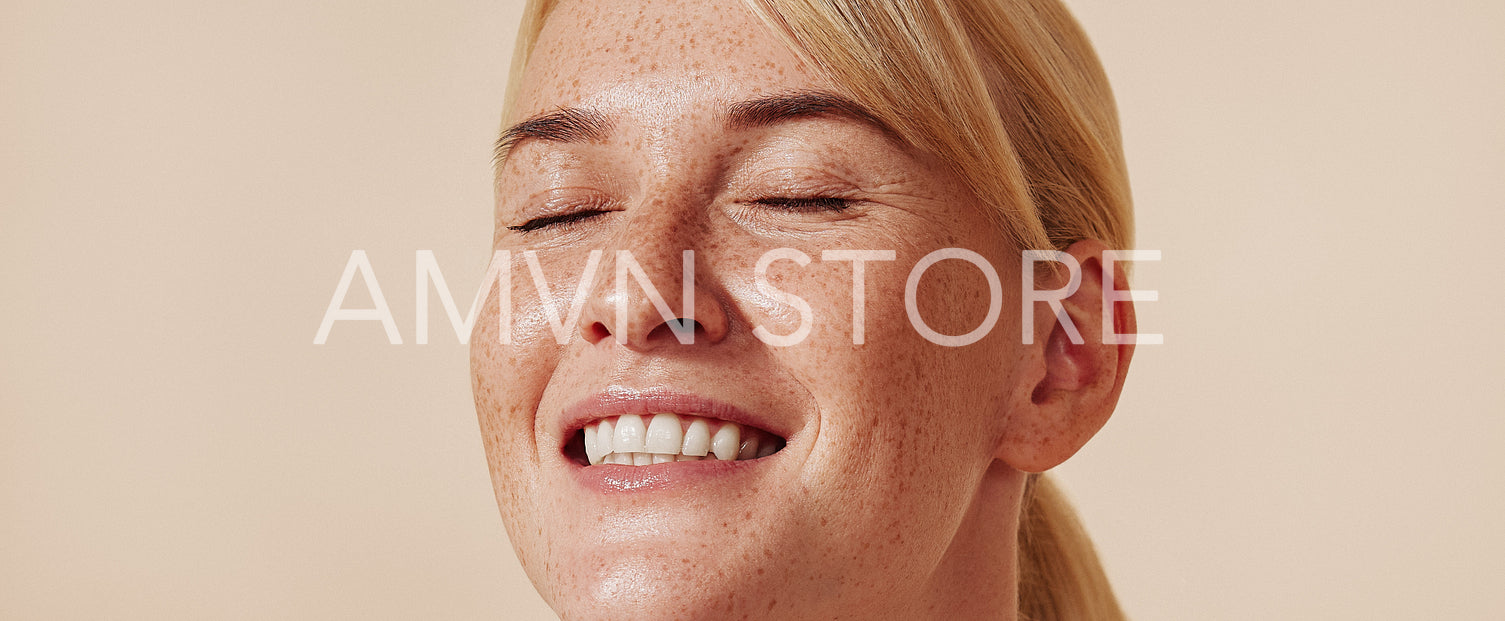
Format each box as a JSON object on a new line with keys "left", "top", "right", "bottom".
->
{"left": 503, "top": 1, "right": 1132, "bottom": 618}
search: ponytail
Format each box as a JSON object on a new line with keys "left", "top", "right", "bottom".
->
{"left": 1018, "top": 474, "right": 1127, "bottom": 620}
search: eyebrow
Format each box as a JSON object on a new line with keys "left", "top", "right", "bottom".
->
{"left": 493, "top": 90, "right": 895, "bottom": 167}
{"left": 493, "top": 107, "right": 613, "bottom": 167}
{"left": 724, "top": 90, "right": 892, "bottom": 134}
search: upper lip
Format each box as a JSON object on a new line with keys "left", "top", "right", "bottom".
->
{"left": 557, "top": 386, "right": 792, "bottom": 453}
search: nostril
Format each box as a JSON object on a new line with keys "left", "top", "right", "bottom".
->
{"left": 656, "top": 317, "right": 704, "bottom": 343}
{"left": 670, "top": 318, "right": 702, "bottom": 336}
{"left": 583, "top": 322, "right": 612, "bottom": 343}
{"left": 630, "top": 318, "right": 702, "bottom": 344}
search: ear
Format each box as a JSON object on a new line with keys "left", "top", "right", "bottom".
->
{"left": 997, "top": 239, "right": 1136, "bottom": 472}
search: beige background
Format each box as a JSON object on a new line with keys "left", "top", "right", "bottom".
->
{"left": 3, "top": 1, "right": 1502, "bottom": 619}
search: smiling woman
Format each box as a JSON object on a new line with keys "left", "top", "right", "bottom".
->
{"left": 470, "top": 0, "right": 1136, "bottom": 619}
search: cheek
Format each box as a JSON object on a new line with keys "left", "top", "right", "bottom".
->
{"left": 470, "top": 282, "right": 558, "bottom": 516}
{"left": 472, "top": 283, "right": 579, "bottom": 596}
{"left": 771, "top": 248, "right": 1022, "bottom": 420}
{"left": 909, "top": 259, "right": 1001, "bottom": 338}
{"left": 748, "top": 252, "right": 1020, "bottom": 555}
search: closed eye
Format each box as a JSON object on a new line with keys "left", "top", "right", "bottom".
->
{"left": 753, "top": 196, "right": 852, "bottom": 212}
{"left": 507, "top": 209, "right": 611, "bottom": 232}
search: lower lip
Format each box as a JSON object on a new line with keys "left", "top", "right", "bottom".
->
{"left": 571, "top": 458, "right": 763, "bottom": 494}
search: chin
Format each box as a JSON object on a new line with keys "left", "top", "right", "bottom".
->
{"left": 536, "top": 541, "right": 796, "bottom": 621}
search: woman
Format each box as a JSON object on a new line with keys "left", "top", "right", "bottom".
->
{"left": 471, "top": 0, "right": 1137, "bottom": 618}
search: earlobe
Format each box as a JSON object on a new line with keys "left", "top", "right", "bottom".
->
{"left": 999, "top": 239, "right": 1137, "bottom": 472}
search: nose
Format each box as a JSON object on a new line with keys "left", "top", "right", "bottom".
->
{"left": 578, "top": 218, "right": 729, "bottom": 350}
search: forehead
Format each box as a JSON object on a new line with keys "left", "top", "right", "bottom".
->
{"left": 514, "top": 0, "right": 827, "bottom": 122}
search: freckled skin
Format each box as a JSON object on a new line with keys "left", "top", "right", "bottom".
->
{"left": 470, "top": 1, "right": 1063, "bottom": 619}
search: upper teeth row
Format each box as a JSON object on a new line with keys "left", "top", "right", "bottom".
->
{"left": 583, "top": 413, "right": 777, "bottom": 465}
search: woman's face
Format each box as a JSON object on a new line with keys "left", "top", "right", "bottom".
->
{"left": 472, "top": 0, "right": 1041, "bottom": 617}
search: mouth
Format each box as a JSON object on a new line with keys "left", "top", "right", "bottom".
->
{"left": 559, "top": 389, "right": 791, "bottom": 468}
{"left": 570, "top": 413, "right": 786, "bottom": 466}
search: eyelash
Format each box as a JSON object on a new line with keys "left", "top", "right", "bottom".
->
{"left": 507, "top": 209, "right": 610, "bottom": 233}
{"left": 508, "top": 196, "right": 852, "bottom": 233}
{"left": 753, "top": 196, "right": 853, "bottom": 212}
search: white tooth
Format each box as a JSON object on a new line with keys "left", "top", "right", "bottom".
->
{"left": 738, "top": 436, "right": 760, "bottom": 461}
{"left": 652, "top": 453, "right": 674, "bottom": 464}
{"left": 596, "top": 419, "right": 615, "bottom": 460}
{"left": 712, "top": 423, "right": 741, "bottom": 461}
{"left": 633, "top": 452, "right": 653, "bottom": 466}
{"left": 644, "top": 413, "right": 683, "bottom": 454}
{"left": 605, "top": 452, "right": 626, "bottom": 465}
{"left": 757, "top": 440, "right": 778, "bottom": 458}
{"left": 676, "top": 454, "right": 702, "bottom": 461}
{"left": 584, "top": 425, "right": 599, "bottom": 464}
{"left": 615, "top": 415, "right": 646, "bottom": 454}
{"left": 681, "top": 419, "right": 711, "bottom": 456}
{"left": 683, "top": 415, "right": 710, "bottom": 454}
